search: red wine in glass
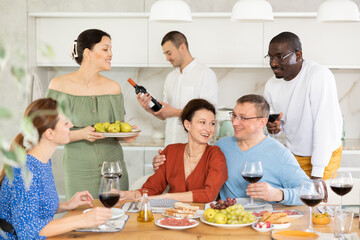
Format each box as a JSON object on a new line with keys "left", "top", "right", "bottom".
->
{"left": 330, "top": 171, "right": 353, "bottom": 207}
{"left": 299, "top": 179, "right": 325, "bottom": 232}
{"left": 242, "top": 174, "right": 263, "bottom": 183}
{"left": 99, "top": 193, "right": 120, "bottom": 208}
{"left": 241, "top": 160, "right": 263, "bottom": 206}
{"left": 300, "top": 195, "right": 323, "bottom": 207}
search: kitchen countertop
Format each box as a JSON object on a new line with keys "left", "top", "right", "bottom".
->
{"left": 120, "top": 136, "right": 360, "bottom": 151}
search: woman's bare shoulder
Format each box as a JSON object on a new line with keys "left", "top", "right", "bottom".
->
{"left": 48, "top": 73, "right": 74, "bottom": 91}
{"left": 101, "top": 77, "right": 122, "bottom": 94}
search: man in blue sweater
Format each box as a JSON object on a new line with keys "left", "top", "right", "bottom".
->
{"left": 215, "top": 94, "right": 310, "bottom": 205}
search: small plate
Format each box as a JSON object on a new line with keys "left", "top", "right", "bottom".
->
{"left": 252, "top": 223, "right": 273, "bottom": 232}
{"left": 155, "top": 217, "right": 199, "bottom": 230}
{"left": 199, "top": 216, "right": 256, "bottom": 229}
{"left": 272, "top": 222, "right": 291, "bottom": 230}
{"left": 163, "top": 210, "right": 204, "bottom": 219}
{"left": 271, "top": 230, "right": 319, "bottom": 240}
{"left": 252, "top": 210, "right": 304, "bottom": 219}
{"left": 83, "top": 208, "right": 125, "bottom": 220}
{"left": 100, "top": 129, "right": 141, "bottom": 138}
{"left": 205, "top": 198, "right": 268, "bottom": 210}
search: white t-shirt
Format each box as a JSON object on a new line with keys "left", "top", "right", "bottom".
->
{"left": 163, "top": 59, "right": 218, "bottom": 146}
{"left": 264, "top": 60, "right": 342, "bottom": 177}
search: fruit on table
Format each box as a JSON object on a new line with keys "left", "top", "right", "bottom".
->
{"left": 94, "top": 122, "right": 106, "bottom": 132}
{"left": 120, "top": 122, "right": 132, "bottom": 132}
{"left": 204, "top": 208, "right": 217, "bottom": 221}
{"left": 210, "top": 197, "right": 237, "bottom": 210}
{"left": 312, "top": 212, "right": 331, "bottom": 225}
{"left": 213, "top": 212, "right": 227, "bottom": 224}
{"left": 203, "top": 203, "right": 256, "bottom": 224}
{"left": 254, "top": 221, "right": 271, "bottom": 229}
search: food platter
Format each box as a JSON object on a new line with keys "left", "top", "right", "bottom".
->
{"left": 100, "top": 129, "right": 141, "bottom": 138}
{"left": 163, "top": 210, "right": 204, "bottom": 219}
{"left": 252, "top": 210, "right": 304, "bottom": 219}
{"left": 205, "top": 198, "right": 268, "bottom": 210}
{"left": 83, "top": 208, "right": 125, "bottom": 220}
{"left": 155, "top": 217, "right": 199, "bottom": 230}
{"left": 199, "top": 216, "right": 256, "bottom": 229}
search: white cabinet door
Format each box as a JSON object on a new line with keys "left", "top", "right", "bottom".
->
{"left": 36, "top": 17, "right": 147, "bottom": 66}
{"left": 263, "top": 18, "right": 360, "bottom": 67}
{"left": 148, "top": 17, "right": 264, "bottom": 67}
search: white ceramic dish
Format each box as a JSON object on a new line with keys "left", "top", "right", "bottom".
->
{"left": 163, "top": 210, "right": 204, "bottom": 219}
{"left": 272, "top": 222, "right": 291, "bottom": 230}
{"left": 155, "top": 217, "right": 199, "bottom": 230}
{"left": 100, "top": 129, "right": 141, "bottom": 138}
{"left": 205, "top": 198, "right": 268, "bottom": 210}
{"left": 252, "top": 210, "right": 304, "bottom": 219}
{"left": 251, "top": 223, "right": 274, "bottom": 232}
{"left": 199, "top": 215, "right": 256, "bottom": 229}
{"left": 83, "top": 208, "right": 125, "bottom": 220}
{"left": 318, "top": 205, "right": 359, "bottom": 217}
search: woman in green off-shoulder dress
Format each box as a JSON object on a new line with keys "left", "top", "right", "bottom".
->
{"left": 46, "top": 29, "right": 136, "bottom": 199}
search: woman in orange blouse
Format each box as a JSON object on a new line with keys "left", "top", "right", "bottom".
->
{"left": 120, "top": 99, "right": 228, "bottom": 203}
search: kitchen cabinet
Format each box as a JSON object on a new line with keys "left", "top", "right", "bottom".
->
{"left": 34, "top": 16, "right": 147, "bottom": 66}
{"left": 148, "top": 17, "right": 264, "bottom": 67}
{"left": 30, "top": 12, "right": 360, "bottom": 69}
{"left": 263, "top": 18, "right": 360, "bottom": 68}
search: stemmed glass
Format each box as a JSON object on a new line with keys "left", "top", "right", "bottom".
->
{"left": 101, "top": 161, "right": 122, "bottom": 178}
{"left": 99, "top": 175, "right": 120, "bottom": 228}
{"left": 268, "top": 113, "right": 280, "bottom": 138}
{"left": 299, "top": 179, "right": 325, "bottom": 232}
{"left": 241, "top": 160, "right": 263, "bottom": 206}
{"left": 330, "top": 171, "right": 353, "bottom": 208}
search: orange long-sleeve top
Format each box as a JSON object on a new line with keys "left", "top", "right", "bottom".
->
{"left": 140, "top": 143, "right": 228, "bottom": 203}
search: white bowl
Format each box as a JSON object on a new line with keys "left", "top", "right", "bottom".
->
{"left": 252, "top": 223, "right": 274, "bottom": 232}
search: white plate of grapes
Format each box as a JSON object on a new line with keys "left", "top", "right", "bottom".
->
{"left": 201, "top": 198, "right": 257, "bottom": 229}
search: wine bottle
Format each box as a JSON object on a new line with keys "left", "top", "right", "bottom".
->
{"left": 128, "top": 78, "right": 162, "bottom": 112}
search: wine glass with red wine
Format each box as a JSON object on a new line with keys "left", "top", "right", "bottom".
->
{"left": 268, "top": 113, "right": 280, "bottom": 138}
{"left": 99, "top": 176, "right": 120, "bottom": 228}
{"left": 241, "top": 160, "right": 263, "bottom": 206}
{"left": 330, "top": 171, "right": 353, "bottom": 208}
{"left": 299, "top": 179, "right": 325, "bottom": 232}
{"left": 101, "top": 161, "right": 122, "bottom": 178}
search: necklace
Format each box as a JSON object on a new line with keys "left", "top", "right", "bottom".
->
{"left": 184, "top": 144, "right": 205, "bottom": 178}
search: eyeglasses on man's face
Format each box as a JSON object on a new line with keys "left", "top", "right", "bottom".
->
{"left": 229, "top": 112, "right": 264, "bottom": 121}
{"left": 264, "top": 50, "right": 297, "bottom": 63}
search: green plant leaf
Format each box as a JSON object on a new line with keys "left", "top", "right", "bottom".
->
{"left": 4, "top": 164, "right": 13, "bottom": 182}
{"left": 0, "top": 43, "right": 5, "bottom": 59}
{"left": 0, "top": 107, "right": 12, "bottom": 118}
{"left": 10, "top": 66, "right": 25, "bottom": 82}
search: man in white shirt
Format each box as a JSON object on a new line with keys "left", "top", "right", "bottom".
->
{"left": 137, "top": 31, "right": 218, "bottom": 146}
{"left": 264, "top": 31, "right": 343, "bottom": 180}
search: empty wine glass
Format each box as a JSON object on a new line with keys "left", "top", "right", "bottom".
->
{"left": 241, "top": 160, "right": 263, "bottom": 206}
{"left": 299, "top": 179, "right": 325, "bottom": 232}
{"left": 330, "top": 171, "right": 353, "bottom": 208}
{"left": 99, "top": 175, "right": 120, "bottom": 228}
{"left": 101, "top": 161, "right": 122, "bottom": 178}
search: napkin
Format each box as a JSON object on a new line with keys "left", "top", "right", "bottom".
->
{"left": 76, "top": 215, "right": 129, "bottom": 232}
{"left": 317, "top": 232, "right": 359, "bottom": 240}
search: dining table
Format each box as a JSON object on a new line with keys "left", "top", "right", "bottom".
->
{"left": 49, "top": 200, "right": 360, "bottom": 240}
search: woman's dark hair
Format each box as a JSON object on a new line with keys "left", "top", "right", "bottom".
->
{"left": 72, "top": 29, "right": 111, "bottom": 65}
{"left": 180, "top": 98, "right": 216, "bottom": 132}
{"left": 0, "top": 98, "right": 59, "bottom": 187}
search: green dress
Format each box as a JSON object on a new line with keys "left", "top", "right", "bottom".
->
{"left": 46, "top": 89, "right": 129, "bottom": 199}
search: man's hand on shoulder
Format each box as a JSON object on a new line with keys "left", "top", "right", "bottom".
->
{"left": 152, "top": 149, "right": 166, "bottom": 171}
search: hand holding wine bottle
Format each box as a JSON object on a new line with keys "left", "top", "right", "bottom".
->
{"left": 266, "top": 112, "right": 282, "bottom": 136}
{"left": 128, "top": 78, "right": 162, "bottom": 112}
